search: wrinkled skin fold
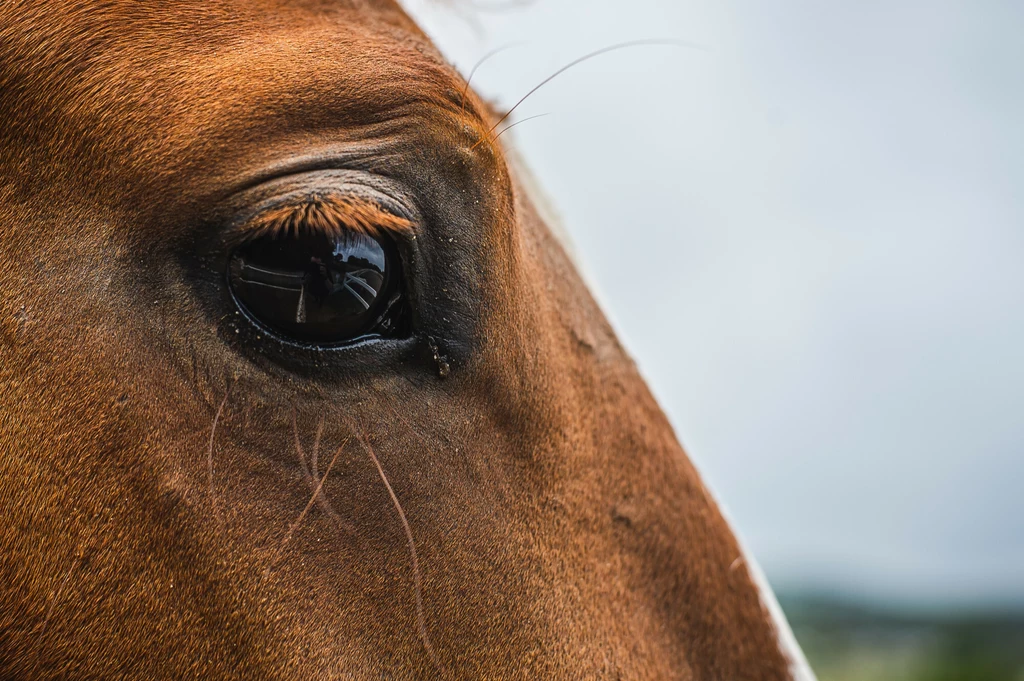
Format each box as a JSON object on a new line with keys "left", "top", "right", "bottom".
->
{"left": 0, "top": 1, "right": 807, "bottom": 679}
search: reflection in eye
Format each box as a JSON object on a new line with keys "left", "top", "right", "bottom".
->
{"left": 228, "top": 230, "right": 405, "bottom": 346}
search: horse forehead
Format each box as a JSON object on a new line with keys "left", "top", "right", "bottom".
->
{"left": 1, "top": 0, "right": 477, "bottom": 207}
{"left": 1, "top": 0, "right": 430, "bottom": 109}
{"left": 4, "top": 0, "right": 413, "bottom": 28}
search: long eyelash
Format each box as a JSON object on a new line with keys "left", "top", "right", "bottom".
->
{"left": 492, "top": 112, "right": 549, "bottom": 142}
{"left": 242, "top": 195, "right": 413, "bottom": 242}
{"left": 472, "top": 38, "right": 704, "bottom": 151}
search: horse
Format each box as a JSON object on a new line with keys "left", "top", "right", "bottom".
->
{"left": 0, "top": 1, "right": 816, "bottom": 678}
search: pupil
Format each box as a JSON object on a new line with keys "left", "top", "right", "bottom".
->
{"left": 228, "top": 231, "right": 399, "bottom": 345}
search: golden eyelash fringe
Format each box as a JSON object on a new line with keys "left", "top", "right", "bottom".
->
{"left": 245, "top": 195, "right": 413, "bottom": 241}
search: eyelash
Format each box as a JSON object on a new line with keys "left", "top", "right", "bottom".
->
{"left": 229, "top": 194, "right": 414, "bottom": 245}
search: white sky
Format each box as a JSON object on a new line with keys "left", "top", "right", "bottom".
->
{"left": 400, "top": 0, "right": 1024, "bottom": 608}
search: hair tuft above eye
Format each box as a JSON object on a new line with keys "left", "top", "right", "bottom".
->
{"left": 244, "top": 195, "right": 413, "bottom": 242}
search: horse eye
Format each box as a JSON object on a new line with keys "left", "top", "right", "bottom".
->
{"left": 227, "top": 230, "right": 406, "bottom": 346}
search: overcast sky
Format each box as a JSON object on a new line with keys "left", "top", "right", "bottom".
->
{"left": 400, "top": 0, "right": 1024, "bottom": 609}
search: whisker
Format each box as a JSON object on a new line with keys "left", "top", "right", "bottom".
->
{"left": 294, "top": 410, "right": 348, "bottom": 527}
{"left": 309, "top": 415, "right": 352, "bottom": 530}
{"left": 373, "top": 395, "right": 492, "bottom": 515}
{"left": 492, "top": 112, "right": 550, "bottom": 143}
{"left": 473, "top": 38, "right": 706, "bottom": 150}
{"left": 264, "top": 439, "right": 348, "bottom": 578}
{"left": 356, "top": 430, "right": 445, "bottom": 676}
{"left": 460, "top": 42, "right": 525, "bottom": 116}
{"left": 292, "top": 406, "right": 311, "bottom": 481}
{"left": 207, "top": 386, "right": 232, "bottom": 526}
{"left": 310, "top": 415, "right": 325, "bottom": 485}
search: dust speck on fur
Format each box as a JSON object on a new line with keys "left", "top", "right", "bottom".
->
{"left": 427, "top": 337, "right": 451, "bottom": 379}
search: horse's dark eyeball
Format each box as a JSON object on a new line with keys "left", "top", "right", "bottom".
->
{"left": 228, "top": 230, "right": 406, "bottom": 346}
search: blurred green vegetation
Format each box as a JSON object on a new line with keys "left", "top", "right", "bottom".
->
{"left": 779, "top": 594, "right": 1024, "bottom": 681}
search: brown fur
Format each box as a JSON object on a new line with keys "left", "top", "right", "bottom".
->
{"left": 0, "top": 1, "right": 799, "bottom": 679}
{"left": 243, "top": 196, "right": 414, "bottom": 242}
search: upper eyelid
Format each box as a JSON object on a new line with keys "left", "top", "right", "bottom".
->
{"left": 233, "top": 194, "right": 414, "bottom": 245}
{"left": 215, "top": 168, "right": 422, "bottom": 248}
